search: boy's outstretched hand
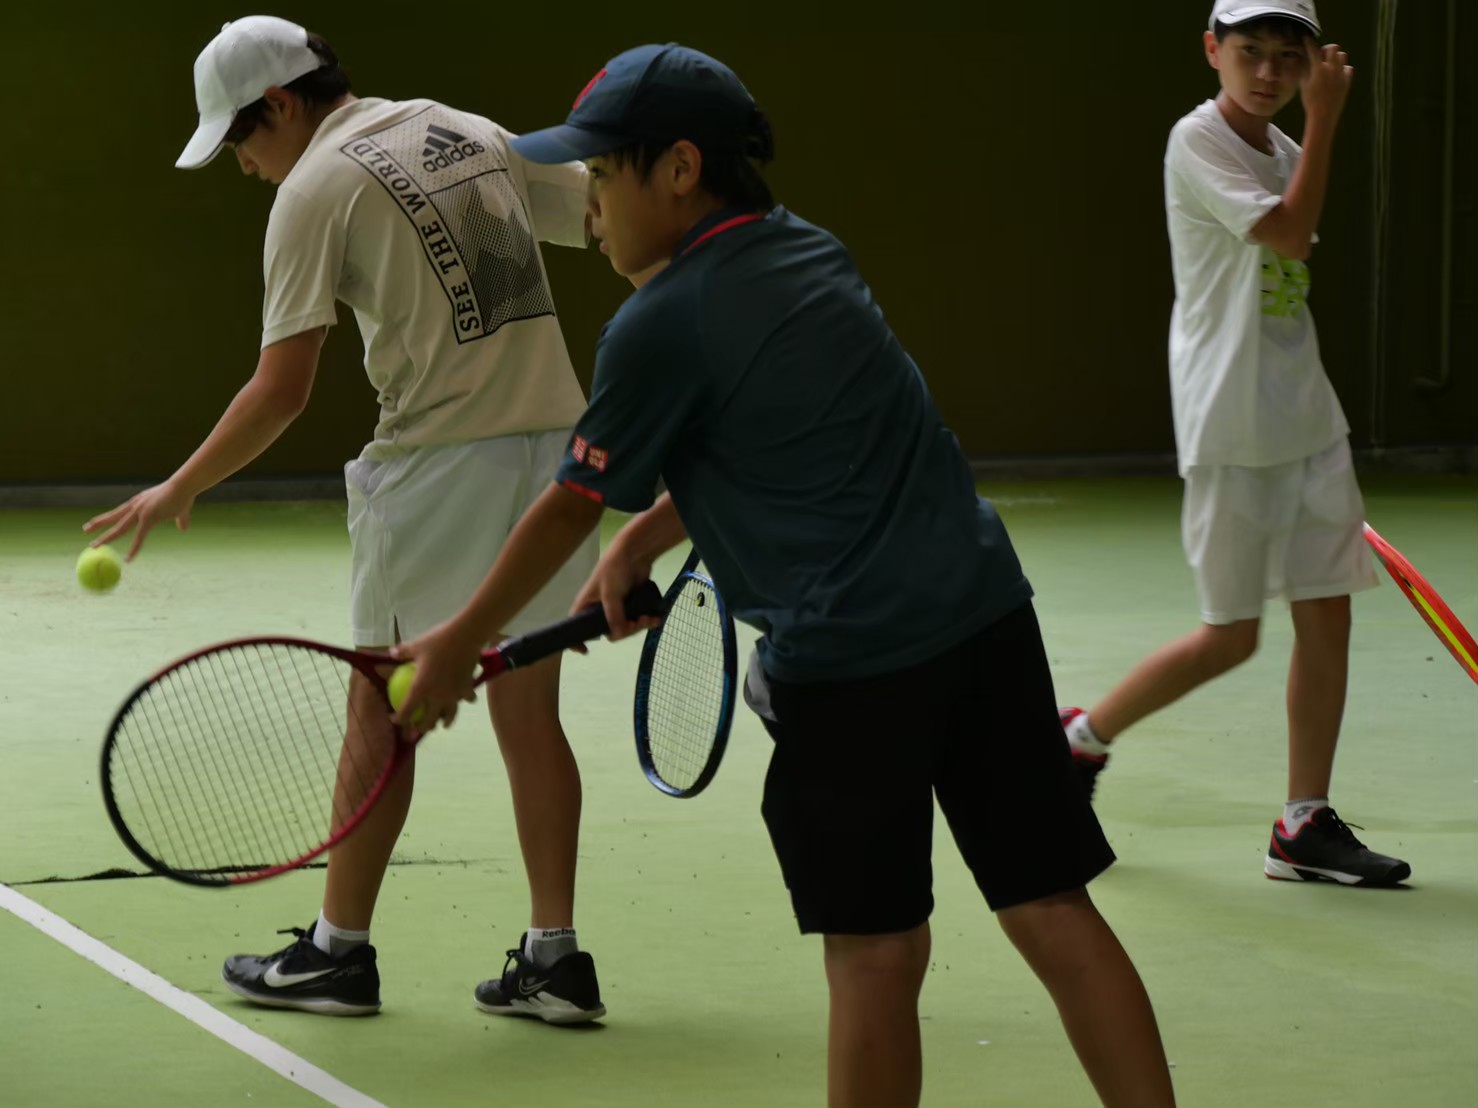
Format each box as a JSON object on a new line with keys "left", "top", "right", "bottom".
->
{"left": 1301, "top": 40, "right": 1353, "bottom": 122}
{"left": 83, "top": 479, "right": 196, "bottom": 562}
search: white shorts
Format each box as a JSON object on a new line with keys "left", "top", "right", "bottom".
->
{"left": 1181, "top": 438, "right": 1379, "bottom": 625}
{"left": 344, "top": 430, "right": 597, "bottom": 647}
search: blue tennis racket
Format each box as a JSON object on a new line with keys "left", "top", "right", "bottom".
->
{"left": 633, "top": 549, "right": 737, "bottom": 797}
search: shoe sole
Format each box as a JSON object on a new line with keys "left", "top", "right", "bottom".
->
{"left": 1264, "top": 856, "right": 1411, "bottom": 887}
{"left": 222, "top": 971, "right": 381, "bottom": 1016}
{"left": 475, "top": 996, "right": 606, "bottom": 1025}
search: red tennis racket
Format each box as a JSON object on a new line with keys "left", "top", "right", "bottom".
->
{"left": 1364, "top": 523, "right": 1477, "bottom": 685}
{"left": 101, "top": 582, "right": 663, "bottom": 886}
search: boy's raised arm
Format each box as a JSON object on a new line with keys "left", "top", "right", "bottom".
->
{"left": 1250, "top": 40, "right": 1353, "bottom": 260}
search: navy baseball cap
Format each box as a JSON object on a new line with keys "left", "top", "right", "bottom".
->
{"left": 511, "top": 44, "right": 762, "bottom": 164}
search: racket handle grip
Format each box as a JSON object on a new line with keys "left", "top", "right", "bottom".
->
{"left": 499, "top": 580, "right": 665, "bottom": 669}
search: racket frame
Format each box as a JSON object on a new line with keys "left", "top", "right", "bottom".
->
{"left": 101, "top": 582, "right": 662, "bottom": 886}
{"left": 1363, "top": 522, "right": 1478, "bottom": 685}
{"left": 633, "top": 549, "right": 737, "bottom": 798}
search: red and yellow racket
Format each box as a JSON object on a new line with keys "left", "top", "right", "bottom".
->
{"left": 1363, "top": 523, "right": 1477, "bottom": 685}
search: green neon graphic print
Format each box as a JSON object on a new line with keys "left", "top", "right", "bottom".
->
{"left": 1260, "top": 254, "right": 1310, "bottom": 319}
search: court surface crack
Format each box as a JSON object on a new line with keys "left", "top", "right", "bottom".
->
{"left": 3, "top": 855, "right": 508, "bottom": 886}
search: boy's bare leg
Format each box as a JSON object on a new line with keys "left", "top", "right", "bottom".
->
{"left": 322, "top": 657, "right": 414, "bottom": 930}
{"left": 1088, "top": 619, "right": 1260, "bottom": 740}
{"left": 1286, "top": 595, "right": 1350, "bottom": 799}
{"left": 486, "top": 652, "right": 580, "bottom": 928}
{"left": 999, "top": 889, "right": 1175, "bottom": 1108}
{"left": 322, "top": 649, "right": 581, "bottom": 934}
{"left": 823, "top": 925, "right": 930, "bottom": 1108}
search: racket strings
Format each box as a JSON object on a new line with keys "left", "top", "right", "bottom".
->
{"left": 645, "top": 576, "right": 728, "bottom": 789}
{"left": 106, "top": 643, "right": 395, "bottom": 881}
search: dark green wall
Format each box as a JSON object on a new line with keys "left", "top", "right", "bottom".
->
{"left": 2, "top": 4, "right": 1470, "bottom": 483}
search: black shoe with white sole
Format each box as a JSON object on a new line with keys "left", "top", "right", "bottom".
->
{"left": 1264, "top": 808, "right": 1411, "bottom": 887}
{"left": 222, "top": 925, "right": 381, "bottom": 1016}
{"left": 474, "top": 934, "right": 606, "bottom": 1024}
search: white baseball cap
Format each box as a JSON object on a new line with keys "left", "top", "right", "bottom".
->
{"left": 1209, "top": 0, "right": 1321, "bottom": 36}
{"left": 176, "top": 16, "right": 323, "bottom": 169}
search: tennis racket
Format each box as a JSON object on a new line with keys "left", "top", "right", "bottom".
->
{"left": 1364, "top": 522, "right": 1477, "bottom": 685}
{"left": 633, "top": 549, "right": 737, "bottom": 797}
{"left": 101, "top": 581, "right": 663, "bottom": 887}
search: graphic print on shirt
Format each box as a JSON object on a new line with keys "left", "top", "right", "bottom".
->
{"left": 341, "top": 105, "right": 555, "bottom": 343}
{"left": 1260, "top": 253, "right": 1310, "bottom": 319}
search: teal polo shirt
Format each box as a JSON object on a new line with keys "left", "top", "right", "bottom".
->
{"left": 557, "top": 205, "right": 1032, "bottom": 682}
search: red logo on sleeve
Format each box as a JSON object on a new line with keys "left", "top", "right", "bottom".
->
{"left": 587, "top": 446, "right": 608, "bottom": 472}
{"left": 571, "top": 435, "right": 588, "bottom": 463}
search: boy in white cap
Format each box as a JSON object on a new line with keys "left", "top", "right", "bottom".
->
{"left": 85, "top": 16, "right": 608, "bottom": 1019}
{"left": 1060, "top": 0, "right": 1409, "bottom": 887}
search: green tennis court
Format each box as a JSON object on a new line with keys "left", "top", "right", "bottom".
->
{"left": 3, "top": 474, "right": 1472, "bottom": 1107}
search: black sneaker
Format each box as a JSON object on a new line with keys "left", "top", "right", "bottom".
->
{"left": 1059, "top": 706, "right": 1108, "bottom": 800}
{"left": 1264, "top": 808, "right": 1412, "bottom": 887}
{"left": 474, "top": 934, "right": 606, "bottom": 1024}
{"left": 222, "top": 925, "right": 381, "bottom": 1016}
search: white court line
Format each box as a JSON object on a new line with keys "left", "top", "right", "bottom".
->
{"left": 0, "top": 884, "right": 384, "bottom": 1108}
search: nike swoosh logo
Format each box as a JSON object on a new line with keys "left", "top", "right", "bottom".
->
{"left": 517, "top": 978, "right": 550, "bottom": 997}
{"left": 263, "top": 962, "right": 336, "bottom": 988}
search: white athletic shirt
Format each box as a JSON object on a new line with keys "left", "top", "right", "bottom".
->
{"left": 1163, "top": 99, "right": 1348, "bottom": 474}
{"left": 261, "top": 98, "right": 590, "bottom": 460}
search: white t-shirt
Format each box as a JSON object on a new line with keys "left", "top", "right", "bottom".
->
{"left": 262, "top": 98, "right": 590, "bottom": 460}
{"left": 1163, "top": 99, "right": 1348, "bottom": 474}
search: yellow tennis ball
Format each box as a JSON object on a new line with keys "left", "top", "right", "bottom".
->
{"left": 76, "top": 545, "right": 123, "bottom": 592}
{"left": 387, "top": 663, "right": 425, "bottom": 724}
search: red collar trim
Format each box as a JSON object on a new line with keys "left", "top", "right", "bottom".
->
{"left": 681, "top": 212, "right": 764, "bottom": 257}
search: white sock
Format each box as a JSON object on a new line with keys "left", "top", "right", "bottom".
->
{"left": 525, "top": 927, "right": 578, "bottom": 968}
{"left": 312, "top": 911, "right": 370, "bottom": 957}
{"left": 1283, "top": 797, "right": 1329, "bottom": 834}
{"left": 1066, "top": 713, "right": 1111, "bottom": 757}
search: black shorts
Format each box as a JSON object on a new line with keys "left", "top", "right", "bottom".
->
{"left": 757, "top": 601, "right": 1114, "bottom": 935}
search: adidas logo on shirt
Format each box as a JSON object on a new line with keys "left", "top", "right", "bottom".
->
{"left": 421, "top": 124, "right": 486, "bottom": 172}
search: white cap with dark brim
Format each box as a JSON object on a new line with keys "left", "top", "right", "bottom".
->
{"left": 176, "top": 16, "right": 323, "bottom": 169}
{"left": 1209, "top": 0, "right": 1321, "bottom": 36}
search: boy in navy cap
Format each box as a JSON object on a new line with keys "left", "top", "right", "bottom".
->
{"left": 397, "top": 44, "right": 1175, "bottom": 1107}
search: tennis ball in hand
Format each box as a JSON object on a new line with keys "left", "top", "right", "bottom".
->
{"left": 76, "top": 545, "right": 123, "bottom": 592}
{"left": 387, "top": 663, "right": 426, "bottom": 725}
